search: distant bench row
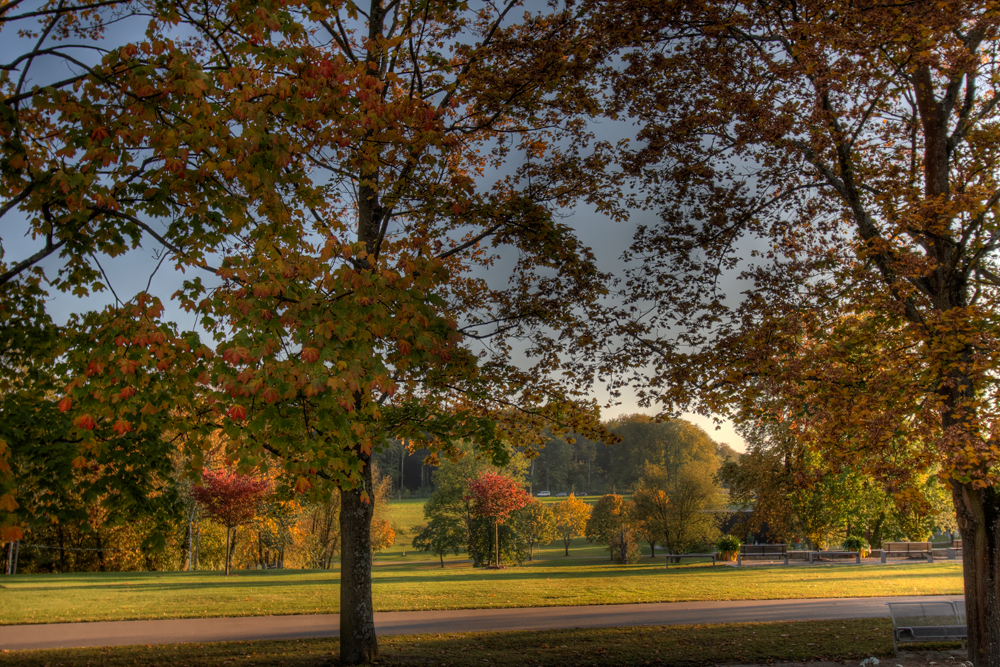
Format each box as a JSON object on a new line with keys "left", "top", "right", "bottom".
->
{"left": 735, "top": 541, "right": 963, "bottom": 565}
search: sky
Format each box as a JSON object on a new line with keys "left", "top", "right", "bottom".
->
{"left": 1, "top": 1, "right": 749, "bottom": 452}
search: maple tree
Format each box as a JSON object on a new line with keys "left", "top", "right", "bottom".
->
{"left": 598, "top": 0, "right": 1000, "bottom": 661}
{"left": 510, "top": 498, "right": 557, "bottom": 561}
{"left": 3, "top": 0, "right": 617, "bottom": 661}
{"left": 412, "top": 515, "right": 464, "bottom": 567}
{"left": 466, "top": 472, "right": 530, "bottom": 568}
{"left": 191, "top": 469, "right": 270, "bottom": 576}
{"left": 551, "top": 492, "right": 591, "bottom": 556}
{"left": 584, "top": 493, "right": 639, "bottom": 564}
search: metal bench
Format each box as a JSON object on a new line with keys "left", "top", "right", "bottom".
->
{"left": 886, "top": 600, "right": 965, "bottom": 655}
{"left": 881, "top": 541, "right": 933, "bottom": 563}
{"left": 737, "top": 544, "right": 788, "bottom": 565}
{"left": 664, "top": 553, "right": 717, "bottom": 568}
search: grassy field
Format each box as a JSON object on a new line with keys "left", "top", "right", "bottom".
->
{"left": 0, "top": 559, "right": 963, "bottom": 626}
{"left": 0, "top": 618, "right": 959, "bottom": 667}
{"left": 379, "top": 495, "right": 612, "bottom": 561}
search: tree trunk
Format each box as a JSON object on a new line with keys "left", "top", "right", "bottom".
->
{"left": 439, "top": 552, "right": 444, "bottom": 568}
{"left": 11, "top": 541, "right": 17, "bottom": 575}
{"left": 225, "top": 526, "right": 231, "bottom": 576}
{"left": 564, "top": 538, "right": 570, "bottom": 556}
{"left": 494, "top": 521, "right": 499, "bottom": 568}
{"left": 339, "top": 454, "right": 378, "bottom": 664}
{"left": 5, "top": 541, "right": 11, "bottom": 575}
{"left": 952, "top": 481, "right": 1000, "bottom": 666}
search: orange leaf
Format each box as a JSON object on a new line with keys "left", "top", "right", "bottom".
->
{"left": 0, "top": 494, "right": 17, "bottom": 512}
{"left": 72, "top": 456, "right": 88, "bottom": 469}
{"left": 74, "top": 414, "right": 96, "bottom": 430}
{"left": 227, "top": 405, "right": 247, "bottom": 421}
{"left": 301, "top": 347, "right": 321, "bottom": 363}
{"left": 112, "top": 420, "right": 132, "bottom": 435}
{"left": 0, "top": 526, "right": 24, "bottom": 542}
{"left": 58, "top": 396, "right": 72, "bottom": 413}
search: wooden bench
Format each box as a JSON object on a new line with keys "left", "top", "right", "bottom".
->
{"left": 737, "top": 544, "right": 788, "bottom": 565}
{"left": 664, "top": 553, "right": 717, "bottom": 568}
{"left": 886, "top": 600, "right": 965, "bottom": 655}
{"left": 881, "top": 542, "right": 933, "bottom": 563}
{"left": 947, "top": 539, "right": 963, "bottom": 560}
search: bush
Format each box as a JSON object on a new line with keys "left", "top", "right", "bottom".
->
{"left": 843, "top": 535, "right": 870, "bottom": 557}
{"left": 716, "top": 534, "right": 741, "bottom": 552}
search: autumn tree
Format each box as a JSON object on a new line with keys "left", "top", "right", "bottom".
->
{"left": 412, "top": 517, "right": 464, "bottom": 567}
{"left": 466, "top": 472, "right": 530, "bottom": 568}
{"left": 192, "top": 469, "right": 270, "bottom": 575}
{"left": 598, "top": 1, "right": 1000, "bottom": 660}
{"left": 510, "top": 499, "right": 557, "bottom": 561}
{"left": 585, "top": 493, "right": 639, "bottom": 564}
{"left": 631, "top": 464, "right": 670, "bottom": 558}
{"left": 551, "top": 493, "right": 591, "bottom": 556}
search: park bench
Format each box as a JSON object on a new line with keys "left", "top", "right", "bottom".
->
{"left": 881, "top": 542, "right": 933, "bottom": 563}
{"left": 947, "top": 539, "right": 963, "bottom": 560}
{"left": 737, "top": 544, "right": 788, "bottom": 566}
{"left": 664, "top": 553, "right": 717, "bottom": 568}
{"left": 885, "top": 600, "right": 966, "bottom": 655}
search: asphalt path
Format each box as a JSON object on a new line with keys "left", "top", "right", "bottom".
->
{"left": 0, "top": 595, "right": 962, "bottom": 652}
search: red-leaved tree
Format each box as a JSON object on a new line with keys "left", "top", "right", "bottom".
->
{"left": 466, "top": 473, "right": 530, "bottom": 568}
{"left": 192, "top": 470, "right": 271, "bottom": 575}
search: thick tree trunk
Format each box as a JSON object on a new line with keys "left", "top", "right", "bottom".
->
{"left": 339, "top": 454, "right": 378, "bottom": 664}
{"left": 953, "top": 481, "right": 1000, "bottom": 666}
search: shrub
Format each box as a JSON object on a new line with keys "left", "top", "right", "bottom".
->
{"left": 717, "top": 534, "right": 742, "bottom": 552}
{"left": 843, "top": 535, "right": 871, "bottom": 557}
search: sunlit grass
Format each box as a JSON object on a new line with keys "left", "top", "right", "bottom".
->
{"left": 0, "top": 559, "right": 963, "bottom": 626}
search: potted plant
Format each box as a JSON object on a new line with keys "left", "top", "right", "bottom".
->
{"left": 843, "top": 535, "right": 871, "bottom": 558}
{"left": 716, "top": 534, "right": 742, "bottom": 561}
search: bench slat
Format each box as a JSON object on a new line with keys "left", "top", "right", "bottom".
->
{"left": 897, "top": 626, "right": 967, "bottom": 640}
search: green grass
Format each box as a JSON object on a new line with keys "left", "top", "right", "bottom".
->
{"left": 0, "top": 559, "right": 963, "bottom": 626}
{"left": 377, "top": 496, "right": 617, "bottom": 561}
{"left": 0, "top": 618, "right": 956, "bottom": 666}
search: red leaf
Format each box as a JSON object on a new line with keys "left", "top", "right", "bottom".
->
{"left": 112, "top": 420, "right": 132, "bottom": 435}
{"left": 58, "top": 396, "right": 72, "bottom": 413}
{"left": 74, "top": 414, "right": 97, "bottom": 430}
{"left": 227, "top": 405, "right": 247, "bottom": 421}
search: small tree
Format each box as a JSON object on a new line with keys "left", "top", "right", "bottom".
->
{"left": 192, "top": 469, "right": 270, "bottom": 575}
{"left": 466, "top": 473, "right": 530, "bottom": 568}
{"left": 585, "top": 494, "right": 640, "bottom": 564}
{"left": 552, "top": 493, "right": 592, "bottom": 556}
{"left": 511, "top": 500, "right": 558, "bottom": 561}
{"left": 413, "top": 517, "right": 465, "bottom": 568}
{"left": 370, "top": 519, "right": 396, "bottom": 561}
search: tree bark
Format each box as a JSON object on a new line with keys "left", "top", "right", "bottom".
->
{"left": 339, "top": 451, "right": 378, "bottom": 664}
{"left": 953, "top": 481, "right": 1000, "bottom": 666}
{"left": 225, "top": 526, "right": 231, "bottom": 576}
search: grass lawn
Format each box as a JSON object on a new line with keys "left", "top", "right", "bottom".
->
{"left": 0, "top": 559, "right": 963, "bottom": 626}
{"left": 378, "top": 495, "right": 617, "bottom": 561}
{"left": 0, "top": 618, "right": 961, "bottom": 667}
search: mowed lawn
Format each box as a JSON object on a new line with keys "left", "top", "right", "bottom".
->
{"left": 378, "top": 495, "right": 611, "bottom": 561}
{"left": 0, "top": 559, "right": 963, "bottom": 626}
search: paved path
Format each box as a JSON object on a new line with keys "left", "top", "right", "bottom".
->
{"left": 0, "top": 595, "right": 962, "bottom": 652}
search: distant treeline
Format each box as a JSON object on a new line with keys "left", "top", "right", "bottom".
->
{"left": 374, "top": 414, "right": 739, "bottom": 497}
